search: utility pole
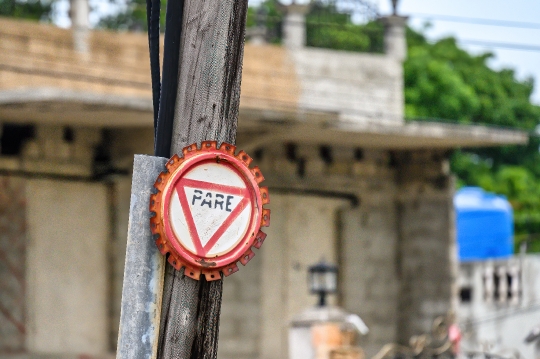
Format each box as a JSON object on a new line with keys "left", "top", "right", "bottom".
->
{"left": 156, "top": 1, "right": 249, "bottom": 358}
{"left": 117, "top": 1, "right": 250, "bottom": 358}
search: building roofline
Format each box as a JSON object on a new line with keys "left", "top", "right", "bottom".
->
{"left": 0, "top": 88, "right": 526, "bottom": 149}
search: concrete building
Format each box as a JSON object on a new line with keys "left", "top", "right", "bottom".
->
{"left": 0, "top": 5, "right": 528, "bottom": 359}
{"left": 458, "top": 255, "right": 540, "bottom": 359}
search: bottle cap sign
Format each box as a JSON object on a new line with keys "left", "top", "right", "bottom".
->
{"left": 150, "top": 141, "right": 270, "bottom": 281}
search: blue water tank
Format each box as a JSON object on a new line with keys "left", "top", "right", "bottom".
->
{"left": 454, "top": 187, "right": 514, "bottom": 261}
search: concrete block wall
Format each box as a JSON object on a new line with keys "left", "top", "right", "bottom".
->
{"left": 340, "top": 149, "right": 456, "bottom": 353}
{"left": 219, "top": 254, "right": 262, "bottom": 359}
{"left": 334, "top": 149, "right": 400, "bottom": 357}
{"left": 0, "top": 125, "right": 119, "bottom": 356}
{"left": 262, "top": 194, "right": 348, "bottom": 359}
{"left": 0, "top": 175, "right": 27, "bottom": 354}
{"left": 21, "top": 126, "right": 101, "bottom": 177}
{"left": 219, "top": 193, "right": 348, "bottom": 359}
{"left": 340, "top": 194, "right": 400, "bottom": 357}
{"left": 396, "top": 195, "right": 455, "bottom": 340}
{"left": 25, "top": 179, "right": 110, "bottom": 355}
{"left": 250, "top": 144, "right": 404, "bottom": 359}
{"left": 395, "top": 150, "right": 457, "bottom": 344}
{"left": 0, "top": 133, "right": 458, "bottom": 359}
{"left": 258, "top": 194, "right": 288, "bottom": 359}
{"left": 292, "top": 49, "right": 404, "bottom": 126}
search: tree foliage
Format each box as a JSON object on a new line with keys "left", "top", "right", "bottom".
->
{"left": 305, "top": 3, "right": 383, "bottom": 53}
{"left": 405, "top": 30, "right": 540, "bottom": 129}
{"left": 405, "top": 29, "right": 540, "bottom": 252}
{"left": 0, "top": 0, "right": 52, "bottom": 21}
{"left": 245, "top": 0, "right": 384, "bottom": 51}
{"left": 96, "top": 0, "right": 166, "bottom": 31}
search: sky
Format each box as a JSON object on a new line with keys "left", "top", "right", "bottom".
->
{"left": 378, "top": 0, "right": 540, "bottom": 104}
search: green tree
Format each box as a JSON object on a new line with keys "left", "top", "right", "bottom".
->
{"left": 96, "top": 0, "right": 167, "bottom": 31}
{"left": 243, "top": 0, "right": 384, "bottom": 51}
{"left": 452, "top": 156, "right": 540, "bottom": 252}
{"left": 405, "top": 29, "right": 540, "bottom": 251}
{"left": 245, "top": 0, "right": 283, "bottom": 43}
{"left": 305, "top": 2, "right": 383, "bottom": 52}
{"left": 0, "top": 0, "right": 53, "bottom": 21}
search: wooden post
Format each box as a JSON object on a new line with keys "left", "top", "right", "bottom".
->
{"left": 157, "top": 1, "right": 249, "bottom": 358}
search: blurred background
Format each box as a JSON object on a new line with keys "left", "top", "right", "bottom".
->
{"left": 1, "top": 0, "right": 540, "bottom": 358}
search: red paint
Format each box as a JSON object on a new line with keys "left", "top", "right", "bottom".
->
{"left": 174, "top": 178, "right": 250, "bottom": 256}
{"left": 161, "top": 152, "right": 262, "bottom": 269}
{"left": 201, "top": 196, "right": 250, "bottom": 254}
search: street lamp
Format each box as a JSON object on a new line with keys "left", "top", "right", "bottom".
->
{"left": 308, "top": 259, "right": 338, "bottom": 307}
{"left": 290, "top": 260, "right": 367, "bottom": 359}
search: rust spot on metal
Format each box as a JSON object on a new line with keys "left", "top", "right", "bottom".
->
{"left": 165, "top": 154, "right": 182, "bottom": 172}
{"left": 240, "top": 248, "right": 255, "bottom": 266}
{"left": 253, "top": 230, "right": 267, "bottom": 249}
{"left": 202, "top": 269, "right": 222, "bottom": 281}
{"left": 201, "top": 140, "right": 217, "bottom": 151}
{"left": 260, "top": 186, "right": 270, "bottom": 205}
{"left": 219, "top": 142, "right": 236, "bottom": 155}
{"left": 236, "top": 150, "right": 253, "bottom": 166}
{"left": 251, "top": 166, "right": 265, "bottom": 184}
{"left": 184, "top": 267, "right": 201, "bottom": 280}
{"left": 223, "top": 262, "right": 239, "bottom": 277}
{"left": 261, "top": 208, "right": 271, "bottom": 227}
{"left": 196, "top": 258, "right": 217, "bottom": 267}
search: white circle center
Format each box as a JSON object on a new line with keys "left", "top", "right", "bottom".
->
{"left": 168, "top": 162, "right": 252, "bottom": 257}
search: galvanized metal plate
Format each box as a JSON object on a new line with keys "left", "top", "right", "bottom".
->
{"left": 150, "top": 141, "right": 270, "bottom": 281}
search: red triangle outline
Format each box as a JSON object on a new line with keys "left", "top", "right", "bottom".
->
{"left": 174, "top": 178, "right": 251, "bottom": 257}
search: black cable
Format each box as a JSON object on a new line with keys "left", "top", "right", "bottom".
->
{"left": 460, "top": 39, "right": 540, "bottom": 53}
{"left": 148, "top": 0, "right": 161, "bottom": 132}
{"left": 154, "top": 0, "right": 184, "bottom": 158}
{"left": 411, "top": 13, "right": 540, "bottom": 30}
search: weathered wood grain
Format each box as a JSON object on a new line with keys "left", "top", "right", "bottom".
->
{"left": 170, "top": 0, "right": 248, "bottom": 155}
{"left": 158, "top": 0, "right": 249, "bottom": 358}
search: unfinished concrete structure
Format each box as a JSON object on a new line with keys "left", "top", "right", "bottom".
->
{"left": 0, "top": 6, "right": 527, "bottom": 359}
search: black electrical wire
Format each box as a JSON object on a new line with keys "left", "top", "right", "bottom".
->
{"left": 411, "top": 13, "right": 540, "bottom": 30}
{"left": 460, "top": 39, "right": 540, "bottom": 53}
{"left": 153, "top": 0, "right": 184, "bottom": 158}
{"left": 147, "top": 0, "right": 161, "bottom": 131}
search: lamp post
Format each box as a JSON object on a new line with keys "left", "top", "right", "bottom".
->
{"left": 308, "top": 259, "right": 338, "bottom": 307}
{"left": 289, "top": 260, "right": 368, "bottom": 359}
